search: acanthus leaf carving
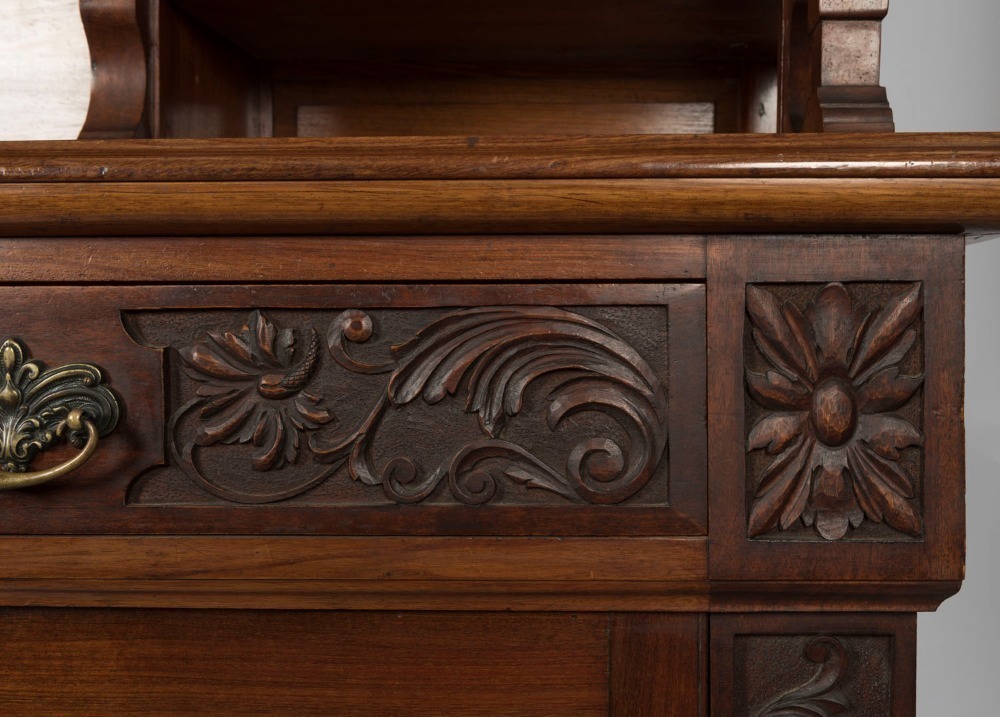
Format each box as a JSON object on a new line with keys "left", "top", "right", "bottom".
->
{"left": 170, "top": 306, "right": 669, "bottom": 506}
{"left": 755, "top": 636, "right": 851, "bottom": 717}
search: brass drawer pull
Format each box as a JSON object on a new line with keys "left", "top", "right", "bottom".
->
{"left": 0, "top": 339, "right": 119, "bottom": 490}
{"left": 0, "top": 409, "right": 99, "bottom": 490}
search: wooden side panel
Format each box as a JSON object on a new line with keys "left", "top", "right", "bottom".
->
{"left": 711, "top": 613, "right": 916, "bottom": 717}
{"left": 152, "top": 0, "right": 265, "bottom": 137}
{"left": 611, "top": 614, "right": 706, "bottom": 717}
{"left": 0, "top": 609, "right": 610, "bottom": 716}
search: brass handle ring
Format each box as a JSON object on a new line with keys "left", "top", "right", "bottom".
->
{"left": 0, "top": 409, "right": 100, "bottom": 491}
{"left": 0, "top": 338, "right": 120, "bottom": 491}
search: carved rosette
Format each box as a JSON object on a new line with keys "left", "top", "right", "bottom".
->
{"left": 745, "top": 283, "right": 924, "bottom": 540}
{"left": 170, "top": 306, "right": 669, "bottom": 505}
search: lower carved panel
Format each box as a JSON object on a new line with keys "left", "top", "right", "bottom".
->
{"left": 711, "top": 613, "right": 916, "bottom": 717}
{"left": 737, "top": 634, "right": 888, "bottom": 716}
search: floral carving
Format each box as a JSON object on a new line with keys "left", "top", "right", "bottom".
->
{"left": 176, "top": 310, "right": 332, "bottom": 473}
{"left": 755, "top": 636, "right": 850, "bottom": 717}
{"left": 168, "top": 306, "right": 669, "bottom": 506}
{"left": 745, "top": 283, "right": 923, "bottom": 540}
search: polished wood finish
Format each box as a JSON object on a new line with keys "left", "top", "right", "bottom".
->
{"left": 0, "top": 235, "right": 707, "bottom": 283}
{"left": 4, "top": 176, "right": 1000, "bottom": 236}
{"left": 3, "top": 1, "right": 981, "bottom": 712}
{"left": 708, "top": 235, "right": 965, "bottom": 582}
{"left": 611, "top": 614, "right": 707, "bottom": 717}
{"left": 0, "top": 609, "right": 617, "bottom": 716}
{"left": 78, "top": 0, "right": 146, "bottom": 138}
{"left": 6, "top": 133, "right": 1000, "bottom": 182}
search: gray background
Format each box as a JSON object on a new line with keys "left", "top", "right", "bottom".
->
{"left": 882, "top": 1, "right": 1000, "bottom": 712}
{"left": 1, "top": 0, "right": 999, "bottom": 712}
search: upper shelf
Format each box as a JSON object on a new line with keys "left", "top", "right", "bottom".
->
{"left": 80, "top": 0, "right": 893, "bottom": 139}
{"left": 168, "top": 0, "right": 781, "bottom": 65}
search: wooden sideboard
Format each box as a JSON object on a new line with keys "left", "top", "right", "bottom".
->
{"left": 1, "top": 1, "right": 999, "bottom": 714}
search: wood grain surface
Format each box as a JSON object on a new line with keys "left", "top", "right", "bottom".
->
{"left": 1, "top": 177, "right": 1000, "bottom": 236}
{"left": 0, "top": 609, "right": 613, "bottom": 716}
{"left": 2, "top": 133, "right": 1000, "bottom": 181}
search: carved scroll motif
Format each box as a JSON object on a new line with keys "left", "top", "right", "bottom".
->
{"left": 755, "top": 636, "right": 850, "bottom": 717}
{"left": 745, "top": 283, "right": 924, "bottom": 540}
{"left": 170, "top": 307, "right": 668, "bottom": 505}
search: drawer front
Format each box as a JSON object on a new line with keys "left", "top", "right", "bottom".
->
{"left": 0, "top": 282, "right": 704, "bottom": 536}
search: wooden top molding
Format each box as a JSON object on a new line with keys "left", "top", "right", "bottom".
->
{"left": 3, "top": 134, "right": 1000, "bottom": 182}
{"left": 0, "top": 135, "right": 999, "bottom": 236}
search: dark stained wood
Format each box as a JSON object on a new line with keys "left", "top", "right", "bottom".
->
{"left": 710, "top": 580, "right": 962, "bottom": 613}
{"left": 0, "top": 283, "right": 704, "bottom": 537}
{"left": 0, "top": 579, "right": 710, "bottom": 611}
{"left": 744, "top": 282, "right": 924, "bottom": 541}
{"left": 611, "top": 614, "right": 706, "bottom": 717}
{"left": 0, "top": 609, "right": 611, "bottom": 716}
{"left": 708, "top": 235, "right": 965, "bottom": 582}
{"left": 711, "top": 613, "right": 916, "bottom": 717}
{"left": 167, "top": 0, "right": 781, "bottom": 65}
{"left": 150, "top": 0, "right": 266, "bottom": 138}
{"left": 0, "top": 536, "right": 707, "bottom": 582}
{"left": 270, "top": 62, "right": 740, "bottom": 138}
{"left": 5, "top": 2, "right": 983, "bottom": 713}
{"left": 4, "top": 134, "right": 1000, "bottom": 182}
{"left": 78, "top": 0, "right": 147, "bottom": 139}
{"left": 3, "top": 177, "right": 1000, "bottom": 236}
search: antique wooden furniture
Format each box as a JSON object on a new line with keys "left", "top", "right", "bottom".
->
{"left": 1, "top": 0, "right": 998, "bottom": 714}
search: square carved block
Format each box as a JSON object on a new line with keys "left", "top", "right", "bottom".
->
{"left": 708, "top": 236, "right": 964, "bottom": 581}
{"left": 710, "top": 613, "right": 915, "bottom": 717}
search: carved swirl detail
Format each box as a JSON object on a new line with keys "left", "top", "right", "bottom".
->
{"left": 170, "top": 307, "right": 669, "bottom": 505}
{"left": 755, "top": 636, "right": 850, "bottom": 717}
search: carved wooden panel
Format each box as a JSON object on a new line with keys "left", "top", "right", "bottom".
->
{"left": 744, "top": 282, "right": 924, "bottom": 541}
{"left": 139, "top": 302, "right": 675, "bottom": 509}
{"left": 708, "top": 235, "right": 964, "bottom": 583}
{"left": 711, "top": 613, "right": 916, "bottom": 717}
{"left": 737, "top": 634, "right": 889, "bottom": 716}
{"left": 0, "top": 283, "right": 703, "bottom": 535}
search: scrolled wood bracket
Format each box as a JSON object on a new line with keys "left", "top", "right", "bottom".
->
{"left": 78, "top": 0, "right": 147, "bottom": 139}
{"left": 782, "top": 0, "right": 894, "bottom": 132}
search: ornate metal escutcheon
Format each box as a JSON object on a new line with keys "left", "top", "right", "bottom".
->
{"left": 0, "top": 338, "right": 119, "bottom": 490}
